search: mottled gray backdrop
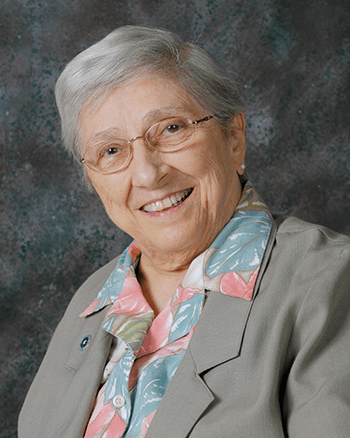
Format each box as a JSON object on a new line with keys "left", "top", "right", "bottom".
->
{"left": 0, "top": 0, "right": 349, "bottom": 436}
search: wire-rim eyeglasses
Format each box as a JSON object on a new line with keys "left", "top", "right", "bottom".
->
{"left": 80, "top": 115, "right": 213, "bottom": 174}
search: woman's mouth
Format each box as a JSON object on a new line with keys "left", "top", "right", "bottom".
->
{"left": 141, "top": 188, "right": 193, "bottom": 213}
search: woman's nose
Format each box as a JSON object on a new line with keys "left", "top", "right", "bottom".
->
{"left": 129, "top": 139, "right": 169, "bottom": 189}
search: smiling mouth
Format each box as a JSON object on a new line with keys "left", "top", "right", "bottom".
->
{"left": 141, "top": 188, "right": 193, "bottom": 213}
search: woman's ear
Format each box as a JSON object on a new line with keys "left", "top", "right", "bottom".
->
{"left": 231, "top": 112, "right": 246, "bottom": 133}
{"left": 228, "top": 113, "right": 247, "bottom": 175}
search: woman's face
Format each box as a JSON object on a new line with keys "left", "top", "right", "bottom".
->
{"left": 80, "top": 77, "right": 246, "bottom": 268}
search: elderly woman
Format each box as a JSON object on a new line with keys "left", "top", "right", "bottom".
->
{"left": 19, "top": 26, "right": 350, "bottom": 438}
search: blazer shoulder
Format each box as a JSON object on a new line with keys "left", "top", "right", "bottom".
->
{"left": 259, "top": 215, "right": 350, "bottom": 306}
{"left": 272, "top": 214, "right": 350, "bottom": 254}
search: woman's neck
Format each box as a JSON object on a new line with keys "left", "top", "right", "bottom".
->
{"left": 136, "top": 254, "right": 188, "bottom": 316}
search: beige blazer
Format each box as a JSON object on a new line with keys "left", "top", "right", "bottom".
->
{"left": 19, "top": 216, "right": 350, "bottom": 437}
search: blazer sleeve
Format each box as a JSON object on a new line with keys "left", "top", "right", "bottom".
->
{"left": 18, "top": 256, "right": 120, "bottom": 438}
{"left": 283, "top": 240, "right": 350, "bottom": 437}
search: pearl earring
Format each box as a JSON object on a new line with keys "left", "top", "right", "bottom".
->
{"left": 240, "top": 164, "right": 246, "bottom": 171}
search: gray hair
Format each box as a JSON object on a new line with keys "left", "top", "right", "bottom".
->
{"left": 55, "top": 25, "right": 245, "bottom": 164}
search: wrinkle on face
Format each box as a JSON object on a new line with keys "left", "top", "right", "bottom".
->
{"left": 81, "top": 76, "right": 246, "bottom": 274}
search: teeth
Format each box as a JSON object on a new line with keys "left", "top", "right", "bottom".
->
{"left": 163, "top": 197, "right": 172, "bottom": 208}
{"left": 142, "top": 189, "right": 192, "bottom": 213}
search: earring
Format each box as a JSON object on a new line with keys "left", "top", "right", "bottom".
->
{"left": 240, "top": 164, "right": 246, "bottom": 171}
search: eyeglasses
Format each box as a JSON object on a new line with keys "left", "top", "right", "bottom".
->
{"left": 80, "top": 115, "right": 213, "bottom": 174}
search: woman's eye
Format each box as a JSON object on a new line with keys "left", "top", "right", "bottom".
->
{"left": 163, "top": 120, "right": 187, "bottom": 135}
{"left": 99, "top": 144, "right": 124, "bottom": 159}
{"left": 104, "top": 147, "right": 120, "bottom": 156}
{"left": 165, "top": 124, "right": 181, "bottom": 134}
{"left": 148, "top": 118, "right": 188, "bottom": 144}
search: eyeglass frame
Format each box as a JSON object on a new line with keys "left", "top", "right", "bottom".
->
{"left": 80, "top": 115, "right": 214, "bottom": 174}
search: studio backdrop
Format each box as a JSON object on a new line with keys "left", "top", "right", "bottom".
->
{"left": 0, "top": 0, "right": 349, "bottom": 436}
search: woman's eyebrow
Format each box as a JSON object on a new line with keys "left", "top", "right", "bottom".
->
{"left": 142, "top": 104, "right": 195, "bottom": 123}
{"left": 85, "top": 128, "right": 121, "bottom": 147}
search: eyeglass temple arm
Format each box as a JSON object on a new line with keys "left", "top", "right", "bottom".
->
{"left": 191, "top": 115, "right": 214, "bottom": 125}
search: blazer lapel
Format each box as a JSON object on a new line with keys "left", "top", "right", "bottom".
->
{"left": 147, "top": 217, "right": 278, "bottom": 438}
{"left": 146, "top": 291, "right": 252, "bottom": 438}
{"left": 146, "top": 344, "right": 214, "bottom": 438}
{"left": 50, "top": 305, "right": 113, "bottom": 438}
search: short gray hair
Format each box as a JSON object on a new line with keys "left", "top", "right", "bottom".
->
{"left": 55, "top": 25, "right": 245, "bottom": 163}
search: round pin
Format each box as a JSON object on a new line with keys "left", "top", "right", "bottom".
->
{"left": 79, "top": 334, "right": 91, "bottom": 351}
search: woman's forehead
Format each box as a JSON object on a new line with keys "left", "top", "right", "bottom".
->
{"left": 88, "top": 76, "right": 201, "bottom": 115}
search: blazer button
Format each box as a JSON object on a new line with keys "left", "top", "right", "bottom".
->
{"left": 79, "top": 334, "right": 91, "bottom": 351}
{"left": 112, "top": 395, "right": 126, "bottom": 409}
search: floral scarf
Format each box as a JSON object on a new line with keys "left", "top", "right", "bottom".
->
{"left": 81, "top": 181, "right": 272, "bottom": 438}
